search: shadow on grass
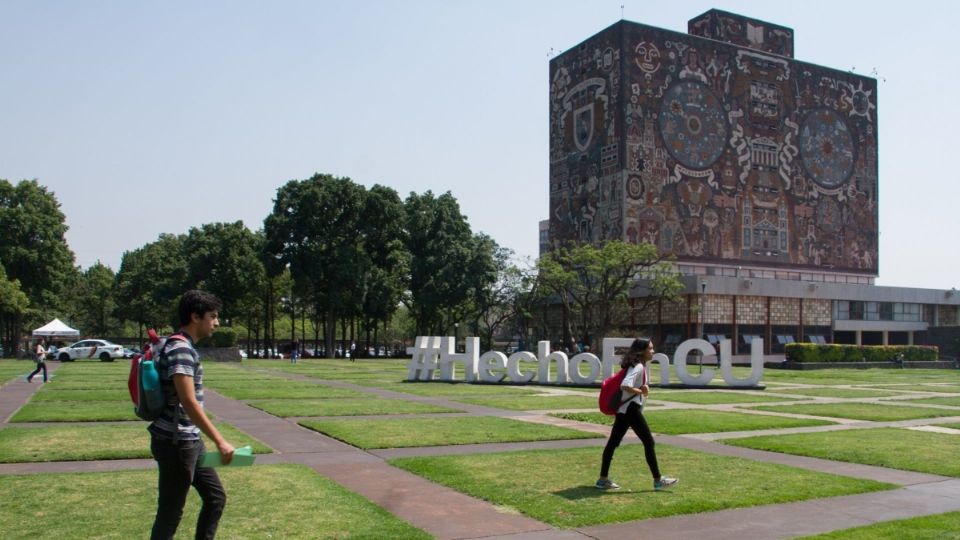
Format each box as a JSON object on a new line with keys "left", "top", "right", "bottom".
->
{"left": 553, "top": 485, "right": 667, "bottom": 500}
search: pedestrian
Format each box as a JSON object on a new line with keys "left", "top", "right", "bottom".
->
{"left": 290, "top": 339, "right": 299, "bottom": 364}
{"left": 149, "top": 290, "right": 234, "bottom": 540}
{"left": 28, "top": 338, "right": 48, "bottom": 383}
{"left": 596, "top": 337, "right": 678, "bottom": 491}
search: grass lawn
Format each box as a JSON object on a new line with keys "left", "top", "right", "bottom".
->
{"left": 0, "top": 422, "right": 271, "bottom": 463}
{"left": 761, "top": 369, "right": 960, "bottom": 386}
{"left": 0, "top": 360, "right": 34, "bottom": 383}
{"left": 452, "top": 394, "right": 598, "bottom": 411}
{"left": 766, "top": 387, "right": 901, "bottom": 399}
{"left": 389, "top": 445, "right": 894, "bottom": 527}
{"left": 248, "top": 397, "right": 461, "bottom": 417}
{"left": 356, "top": 380, "right": 541, "bottom": 397}
{"left": 0, "top": 464, "right": 430, "bottom": 539}
{"left": 867, "top": 384, "right": 960, "bottom": 394}
{"left": 884, "top": 395, "right": 960, "bottom": 407}
{"left": 722, "top": 428, "right": 960, "bottom": 477}
{"left": 206, "top": 382, "right": 358, "bottom": 400}
{"left": 299, "top": 416, "right": 603, "bottom": 449}
{"left": 31, "top": 388, "right": 130, "bottom": 402}
{"left": 934, "top": 422, "right": 960, "bottom": 430}
{"left": 798, "top": 511, "right": 960, "bottom": 539}
{"left": 11, "top": 400, "right": 138, "bottom": 422}
{"left": 746, "top": 402, "right": 960, "bottom": 422}
{"left": 552, "top": 409, "right": 835, "bottom": 434}
{"left": 651, "top": 390, "right": 798, "bottom": 405}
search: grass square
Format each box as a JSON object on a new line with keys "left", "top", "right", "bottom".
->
{"left": 31, "top": 388, "right": 130, "bottom": 402}
{"left": 389, "top": 445, "right": 893, "bottom": 527}
{"left": 452, "top": 394, "right": 598, "bottom": 411}
{"left": 796, "top": 511, "right": 960, "bottom": 539}
{"left": 766, "top": 387, "right": 901, "bottom": 399}
{"left": 207, "top": 382, "right": 357, "bottom": 400}
{"left": 745, "top": 402, "right": 959, "bottom": 422}
{"left": 552, "top": 409, "right": 835, "bottom": 434}
{"left": 11, "top": 400, "right": 138, "bottom": 422}
{"left": 723, "top": 428, "right": 960, "bottom": 477}
{"left": 299, "top": 416, "right": 603, "bottom": 449}
{"left": 651, "top": 390, "right": 798, "bottom": 405}
{"left": 248, "top": 397, "right": 461, "bottom": 417}
{"left": 0, "top": 422, "right": 271, "bottom": 463}
{"left": 0, "top": 464, "right": 429, "bottom": 539}
{"left": 884, "top": 395, "right": 960, "bottom": 407}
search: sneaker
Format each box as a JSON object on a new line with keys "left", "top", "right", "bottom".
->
{"left": 654, "top": 476, "right": 678, "bottom": 490}
{"left": 595, "top": 478, "right": 620, "bottom": 490}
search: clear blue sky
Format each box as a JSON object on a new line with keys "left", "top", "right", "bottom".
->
{"left": 2, "top": 1, "right": 957, "bottom": 290}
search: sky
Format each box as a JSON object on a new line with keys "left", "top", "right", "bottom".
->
{"left": 2, "top": 1, "right": 958, "bottom": 290}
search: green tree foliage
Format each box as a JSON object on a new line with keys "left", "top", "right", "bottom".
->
{"left": 72, "top": 262, "right": 119, "bottom": 337}
{"left": 183, "top": 221, "right": 266, "bottom": 322}
{"left": 264, "top": 174, "right": 369, "bottom": 356}
{"left": 0, "top": 265, "right": 30, "bottom": 355}
{"left": 358, "top": 185, "right": 409, "bottom": 350}
{"left": 538, "top": 240, "right": 683, "bottom": 346}
{"left": 404, "top": 191, "right": 492, "bottom": 335}
{"left": 114, "top": 234, "right": 189, "bottom": 337}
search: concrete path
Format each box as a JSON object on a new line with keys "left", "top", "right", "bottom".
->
{"left": 3, "top": 361, "right": 960, "bottom": 539}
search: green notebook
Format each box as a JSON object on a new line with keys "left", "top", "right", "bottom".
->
{"left": 199, "top": 445, "right": 255, "bottom": 468}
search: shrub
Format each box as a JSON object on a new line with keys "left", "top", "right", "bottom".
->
{"left": 198, "top": 328, "right": 237, "bottom": 348}
{"left": 786, "top": 344, "right": 939, "bottom": 363}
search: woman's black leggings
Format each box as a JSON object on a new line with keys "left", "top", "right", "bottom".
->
{"left": 600, "top": 401, "right": 660, "bottom": 480}
{"left": 28, "top": 361, "right": 47, "bottom": 382}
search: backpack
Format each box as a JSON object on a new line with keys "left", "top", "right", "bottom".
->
{"left": 598, "top": 368, "right": 629, "bottom": 415}
{"left": 128, "top": 329, "right": 187, "bottom": 421}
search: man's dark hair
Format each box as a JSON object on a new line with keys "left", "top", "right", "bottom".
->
{"left": 178, "top": 290, "right": 222, "bottom": 326}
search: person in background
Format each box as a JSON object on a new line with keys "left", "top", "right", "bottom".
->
{"left": 596, "top": 337, "right": 678, "bottom": 491}
{"left": 28, "top": 338, "right": 48, "bottom": 383}
{"left": 290, "top": 339, "right": 300, "bottom": 364}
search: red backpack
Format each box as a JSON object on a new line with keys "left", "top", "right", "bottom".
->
{"left": 598, "top": 368, "right": 629, "bottom": 415}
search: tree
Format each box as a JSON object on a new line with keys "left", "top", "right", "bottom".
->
{"left": 0, "top": 265, "right": 30, "bottom": 355}
{"left": 73, "top": 262, "right": 118, "bottom": 337}
{"left": 0, "top": 179, "right": 77, "bottom": 351}
{"left": 264, "top": 174, "right": 368, "bottom": 357}
{"left": 183, "top": 221, "right": 265, "bottom": 322}
{"left": 114, "top": 234, "right": 189, "bottom": 339}
{"left": 403, "top": 191, "right": 481, "bottom": 336}
{"left": 537, "top": 240, "right": 683, "bottom": 347}
{"left": 359, "top": 185, "right": 408, "bottom": 353}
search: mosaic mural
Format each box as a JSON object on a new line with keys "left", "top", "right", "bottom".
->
{"left": 548, "top": 11, "right": 878, "bottom": 275}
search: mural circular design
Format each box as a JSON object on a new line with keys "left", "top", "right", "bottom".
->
{"left": 658, "top": 81, "right": 728, "bottom": 169}
{"left": 799, "top": 109, "right": 855, "bottom": 188}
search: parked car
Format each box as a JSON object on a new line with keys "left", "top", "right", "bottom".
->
{"left": 56, "top": 339, "right": 125, "bottom": 362}
{"left": 122, "top": 347, "right": 141, "bottom": 359}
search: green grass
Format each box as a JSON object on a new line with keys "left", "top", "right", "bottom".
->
{"left": 884, "top": 395, "right": 960, "bottom": 407}
{"left": 766, "top": 387, "right": 901, "bottom": 398}
{"left": 0, "top": 464, "right": 430, "bottom": 539}
{"left": 0, "top": 422, "right": 271, "bottom": 463}
{"left": 355, "top": 380, "right": 541, "bottom": 396}
{"left": 248, "top": 397, "right": 461, "bottom": 417}
{"left": 299, "top": 416, "right": 603, "bottom": 449}
{"left": 761, "top": 369, "right": 960, "bottom": 386}
{"left": 0, "top": 360, "right": 34, "bottom": 384}
{"left": 867, "top": 384, "right": 960, "bottom": 393}
{"left": 934, "top": 422, "right": 960, "bottom": 430}
{"left": 723, "top": 428, "right": 960, "bottom": 477}
{"left": 11, "top": 400, "right": 138, "bottom": 422}
{"left": 746, "top": 402, "right": 959, "bottom": 422}
{"left": 389, "top": 445, "right": 894, "bottom": 527}
{"left": 31, "top": 388, "right": 130, "bottom": 401}
{"left": 552, "top": 409, "right": 835, "bottom": 434}
{"left": 207, "top": 382, "right": 358, "bottom": 400}
{"left": 452, "top": 394, "right": 598, "bottom": 410}
{"left": 798, "top": 511, "right": 960, "bottom": 539}
{"left": 651, "top": 390, "right": 798, "bottom": 405}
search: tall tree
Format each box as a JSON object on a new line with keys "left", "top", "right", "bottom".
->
{"left": 264, "top": 174, "right": 368, "bottom": 357}
{"left": 114, "top": 234, "right": 189, "bottom": 338}
{"left": 538, "top": 240, "right": 683, "bottom": 346}
{"left": 0, "top": 179, "right": 77, "bottom": 350}
{"left": 0, "top": 265, "right": 30, "bottom": 355}
{"left": 73, "top": 262, "right": 118, "bottom": 337}
{"left": 183, "top": 221, "right": 265, "bottom": 322}
{"left": 403, "top": 191, "right": 481, "bottom": 336}
{"left": 359, "top": 185, "right": 408, "bottom": 352}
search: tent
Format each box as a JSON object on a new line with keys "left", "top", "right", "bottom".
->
{"left": 32, "top": 318, "right": 80, "bottom": 339}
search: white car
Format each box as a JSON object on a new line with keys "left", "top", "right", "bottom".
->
{"left": 57, "top": 339, "right": 125, "bottom": 362}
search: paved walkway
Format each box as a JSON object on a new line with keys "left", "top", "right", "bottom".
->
{"left": 3, "top": 361, "right": 960, "bottom": 539}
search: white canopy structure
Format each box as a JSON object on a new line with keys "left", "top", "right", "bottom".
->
{"left": 32, "top": 318, "right": 80, "bottom": 339}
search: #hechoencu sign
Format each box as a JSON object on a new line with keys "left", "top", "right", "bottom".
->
{"left": 406, "top": 337, "right": 764, "bottom": 388}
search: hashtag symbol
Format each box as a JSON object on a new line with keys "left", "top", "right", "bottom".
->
{"left": 406, "top": 336, "right": 441, "bottom": 381}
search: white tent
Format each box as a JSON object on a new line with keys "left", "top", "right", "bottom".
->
{"left": 32, "top": 318, "right": 80, "bottom": 339}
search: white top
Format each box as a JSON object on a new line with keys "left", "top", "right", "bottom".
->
{"left": 618, "top": 363, "right": 648, "bottom": 414}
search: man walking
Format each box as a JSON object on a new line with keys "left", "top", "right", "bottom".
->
{"left": 149, "top": 290, "right": 234, "bottom": 539}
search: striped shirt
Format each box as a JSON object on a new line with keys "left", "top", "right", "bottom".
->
{"left": 148, "top": 333, "right": 204, "bottom": 440}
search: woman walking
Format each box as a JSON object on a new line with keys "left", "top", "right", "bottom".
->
{"left": 596, "top": 337, "right": 677, "bottom": 491}
{"left": 28, "top": 338, "right": 48, "bottom": 383}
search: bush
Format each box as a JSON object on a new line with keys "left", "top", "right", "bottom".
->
{"left": 198, "top": 328, "right": 237, "bottom": 348}
{"left": 785, "top": 343, "right": 939, "bottom": 363}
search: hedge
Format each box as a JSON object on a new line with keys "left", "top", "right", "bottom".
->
{"left": 784, "top": 343, "right": 939, "bottom": 363}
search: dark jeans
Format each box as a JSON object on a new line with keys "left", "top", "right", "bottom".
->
{"left": 600, "top": 401, "right": 661, "bottom": 480}
{"left": 27, "top": 361, "right": 47, "bottom": 382}
{"left": 151, "top": 437, "right": 227, "bottom": 540}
